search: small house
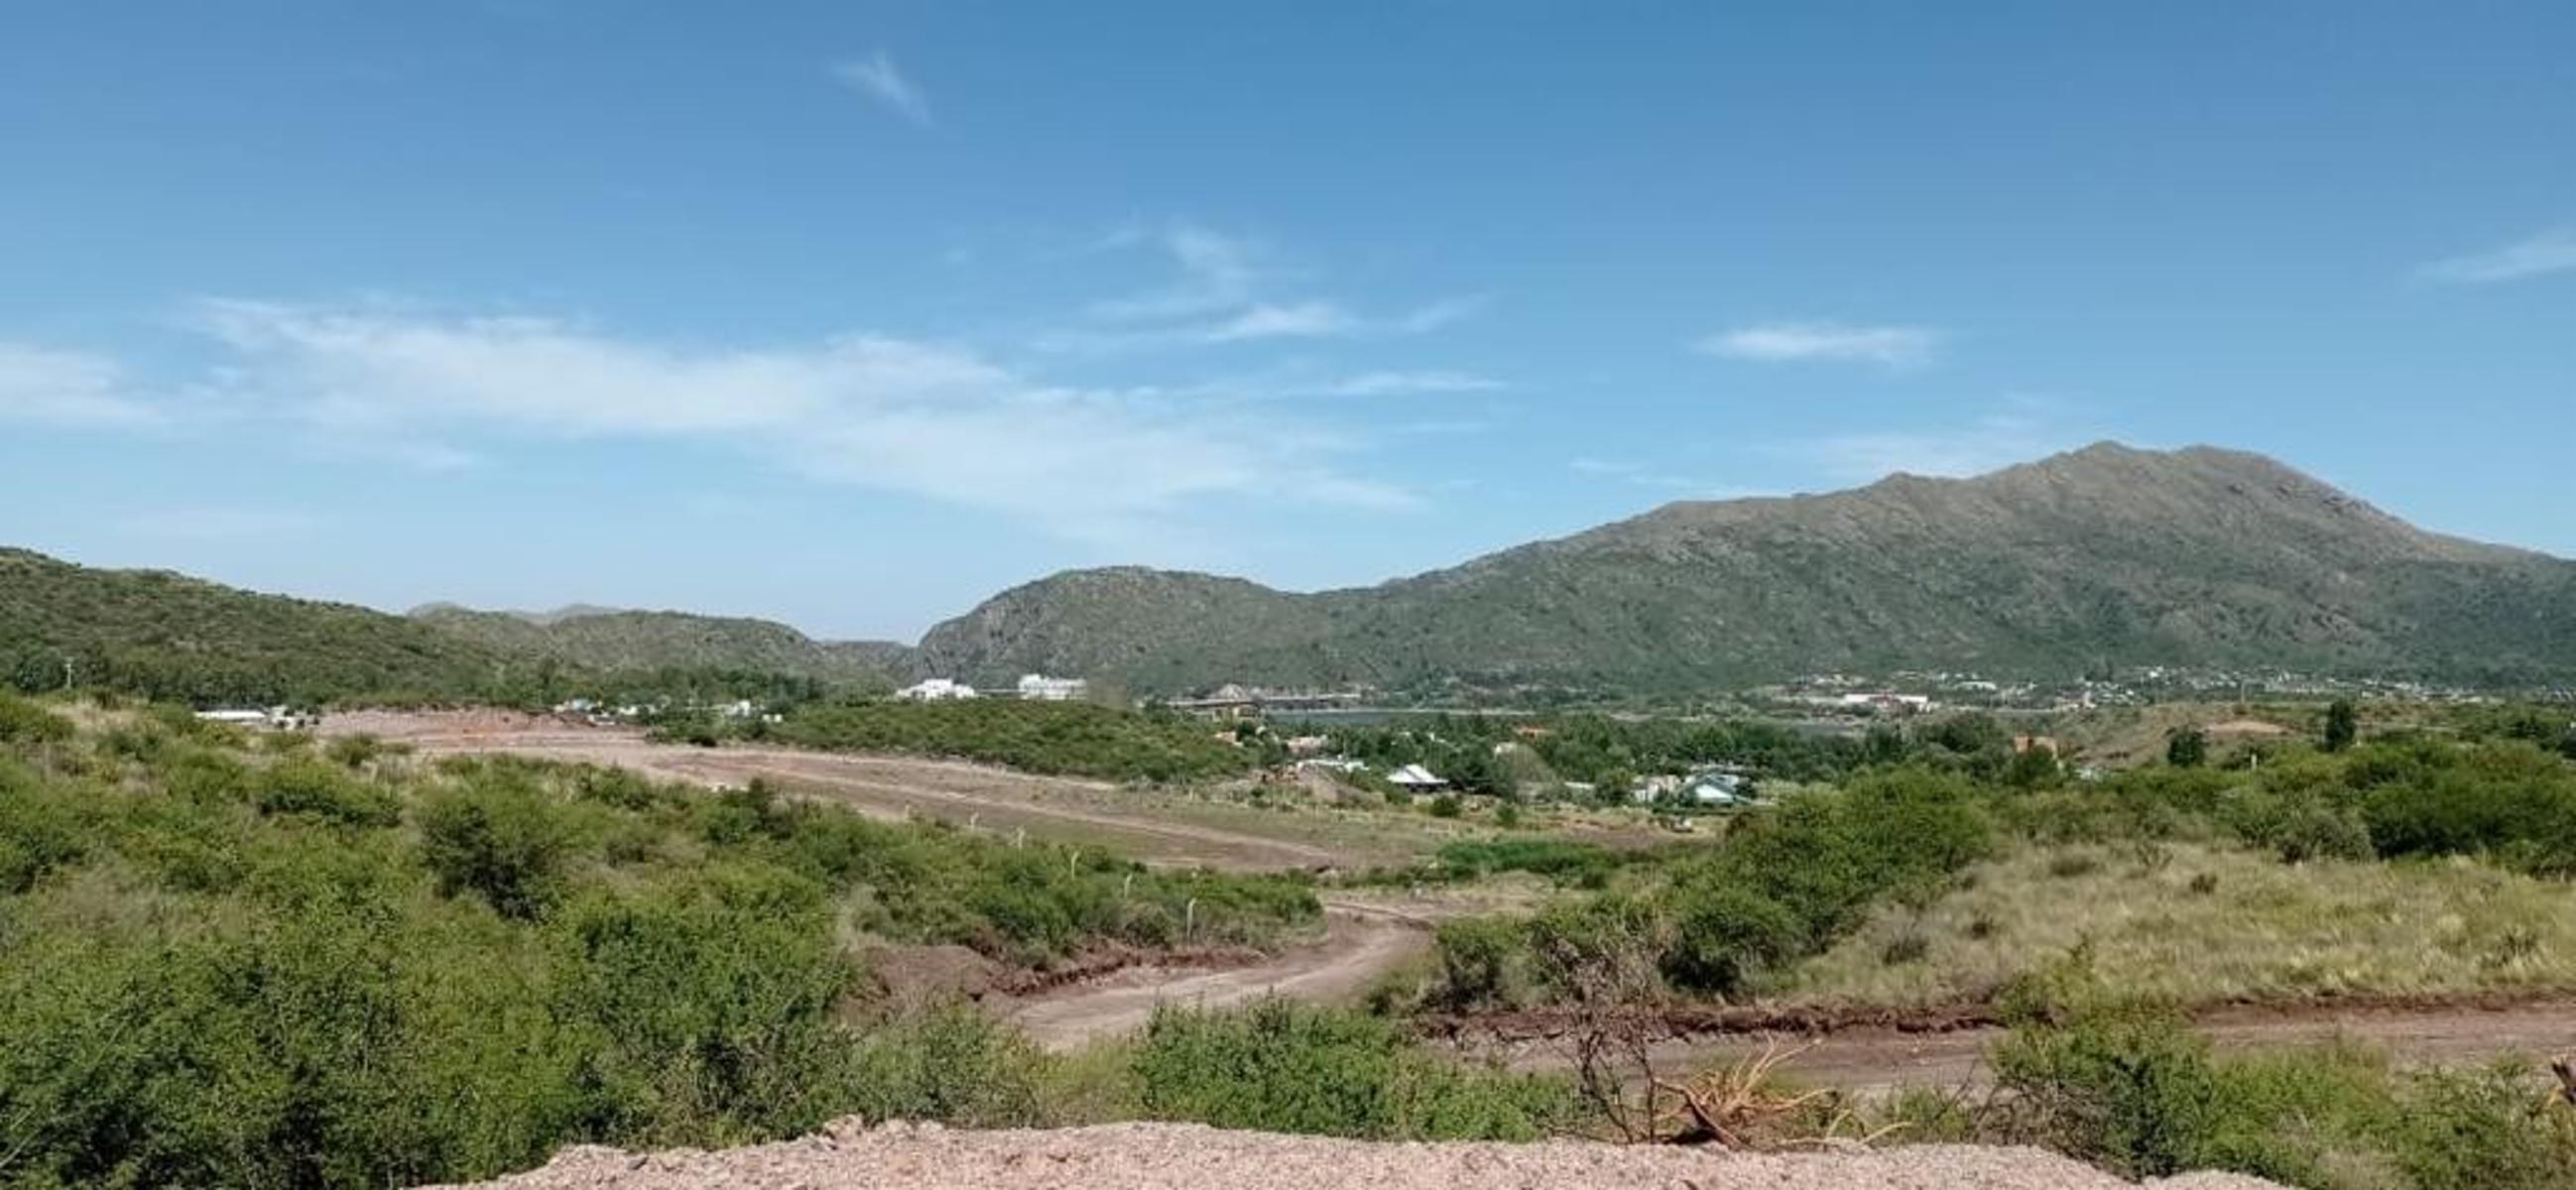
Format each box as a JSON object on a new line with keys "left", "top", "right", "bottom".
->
{"left": 897, "top": 678, "right": 979, "bottom": 701}
{"left": 1387, "top": 764, "right": 1448, "bottom": 792}
{"left": 1016, "top": 673, "right": 1088, "bottom": 701}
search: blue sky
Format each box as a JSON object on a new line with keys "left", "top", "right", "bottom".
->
{"left": 2, "top": 2, "right": 2570, "bottom": 641}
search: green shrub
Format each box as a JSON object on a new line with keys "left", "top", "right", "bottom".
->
{"left": 1428, "top": 838, "right": 1622, "bottom": 887}
{"left": 323, "top": 732, "right": 388, "bottom": 769}
{"left": 554, "top": 868, "right": 861, "bottom": 1146}
{"left": 1657, "top": 882, "right": 1803, "bottom": 996}
{"left": 845, "top": 1002, "right": 1048, "bottom": 1128}
{"left": 0, "top": 692, "right": 73, "bottom": 746}
{"left": 1993, "top": 1001, "right": 2230, "bottom": 1178}
{"left": 419, "top": 773, "right": 580, "bottom": 919}
{"left": 254, "top": 761, "right": 400, "bottom": 828}
{"left": 0, "top": 769, "right": 83, "bottom": 892}
{"left": 2394, "top": 1064, "right": 2576, "bottom": 1189}
{"left": 1133, "top": 999, "right": 1568, "bottom": 1140}
{"left": 1431, "top": 916, "right": 1527, "bottom": 1011}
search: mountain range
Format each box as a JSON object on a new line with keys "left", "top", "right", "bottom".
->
{"left": 6, "top": 443, "right": 2571, "bottom": 702}
{"left": 913, "top": 443, "right": 2576, "bottom": 692}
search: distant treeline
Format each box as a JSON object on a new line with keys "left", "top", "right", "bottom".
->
{"left": 669, "top": 697, "right": 1253, "bottom": 784}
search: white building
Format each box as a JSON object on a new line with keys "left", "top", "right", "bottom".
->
{"left": 1387, "top": 764, "right": 1448, "bottom": 791}
{"left": 1016, "top": 673, "right": 1088, "bottom": 701}
{"left": 897, "top": 678, "right": 980, "bottom": 701}
{"left": 194, "top": 709, "right": 272, "bottom": 728}
{"left": 194, "top": 706, "right": 319, "bottom": 731}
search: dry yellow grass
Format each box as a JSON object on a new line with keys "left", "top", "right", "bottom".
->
{"left": 1776, "top": 842, "right": 2576, "bottom": 1008}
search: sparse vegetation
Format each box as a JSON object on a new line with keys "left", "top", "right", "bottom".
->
{"left": 1411, "top": 769, "right": 1995, "bottom": 1010}
{"left": 1785, "top": 841, "right": 2576, "bottom": 1007}
{"left": 1887, "top": 961, "right": 2576, "bottom": 1189}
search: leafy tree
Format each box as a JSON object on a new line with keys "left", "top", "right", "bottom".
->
{"left": 2324, "top": 699, "right": 2359, "bottom": 753}
{"left": 2166, "top": 726, "right": 2210, "bottom": 769}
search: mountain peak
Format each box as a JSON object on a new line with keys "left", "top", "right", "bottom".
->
{"left": 917, "top": 441, "right": 2574, "bottom": 692}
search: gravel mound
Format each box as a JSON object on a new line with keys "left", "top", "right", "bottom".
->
{"left": 429, "top": 1120, "right": 2284, "bottom": 1190}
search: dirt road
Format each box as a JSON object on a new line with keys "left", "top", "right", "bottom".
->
{"left": 1463, "top": 998, "right": 2576, "bottom": 1094}
{"left": 325, "top": 712, "right": 2576, "bottom": 1089}
{"left": 1006, "top": 900, "right": 1437, "bottom": 1049}
{"left": 324, "top": 710, "right": 1347, "bottom": 871}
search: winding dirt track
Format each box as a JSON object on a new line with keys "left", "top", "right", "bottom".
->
{"left": 1006, "top": 900, "right": 1437, "bottom": 1049}
{"left": 331, "top": 712, "right": 2576, "bottom": 1088}
{"left": 1461, "top": 998, "right": 2576, "bottom": 1094}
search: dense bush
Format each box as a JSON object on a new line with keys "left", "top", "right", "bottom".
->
{"left": 1427, "top": 838, "right": 1630, "bottom": 888}
{"left": 0, "top": 691, "right": 73, "bottom": 746}
{"left": 0, "top": 704, "right": 1320, "bottom": 1186}
{"left": 419, "top": 771, "right": 583, "bottom": 919}
{"left": 1987, "top": 986, "right": 2576, "bottom": 1188}
{"left": 1419, "top": 769, "right": 1995, "bottom": 1007}
{"left": 2051, "top": 739, "right": 2576, "bottom": 875}
{"left": 1133, "top": 999, "right": 1570, "bottom": 1140}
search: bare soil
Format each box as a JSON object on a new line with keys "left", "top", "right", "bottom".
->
{"left": 323, "top": 710, "right": 1351, "bottom": 871}
{"left": 1004, "top": 899, "right": 1438, "bottom": 1049}
{"left": 1449, "top": 996, "right": 2576, "bottom": 1094}
{"left": 328, "top": 713, "right": 2576, "bottom": 1092}
{"left": 428, "top": 1120, "right": 2281, "bottom": 1190}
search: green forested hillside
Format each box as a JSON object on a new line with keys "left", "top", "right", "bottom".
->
{"left": 15, "top": 445, "right": 2576, "bottom": 706}
{"left": 918, "top": 444, "right": 2576, "bottom": 693}
{"left": 412, "top": 605, "right": 917, "bottom": 688}
{"left": 0, "top": 548, "right": 509, "bottom": 704}
{"left": 0, "top": 552, "right": 915, "bottom": 706}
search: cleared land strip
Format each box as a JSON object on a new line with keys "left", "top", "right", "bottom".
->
{"left": 323, "top": 711, "right": 1345, "bottom": 871}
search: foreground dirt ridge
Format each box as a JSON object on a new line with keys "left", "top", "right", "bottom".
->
{"left": 427, "top": 1120, "right": 2283, "bottom": 1190}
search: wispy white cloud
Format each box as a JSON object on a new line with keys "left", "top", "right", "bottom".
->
{"left": 1053, "top": 224, "right": 1481, "bottom": 352}
{"left": 1695, "top": 321, "right": 1942, "bottom": 368}
{"left": 1776, "top": 404, "right": 2083, "bottom": 483}
{"left": 2421, "top": 226, "right": 2576, "bottom": 284}
{"left": 832, "top": 51, "right": 931, "bottom": 125}
{"left": 0, "top": 343, "right": 160, "bottom": 428}
{"left": 1393, "top": 296, "right": 1489, "bottom": 334}
{"left": 186, "top": 299, "right": 1414, "bottom": 545}
{"left": 1091, "top": 226, "right": 1264, "bottom": 321}
{"left": 1203, "top": 301, "right": 1359, "bottom": 342}
{"left": 1314, "top": 370, "right": 1504, "bottom": 397}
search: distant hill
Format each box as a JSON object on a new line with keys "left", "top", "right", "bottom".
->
{"left": 0, "top": 553, "right": 915, "bottom": 706}
{"left": 0, "top": 547, "right": 509, "bottom": 704}
{"left": 13, "top": 443, "right": 2572, "bottom": 704}
{"left": 918, "top": 444, "right": 2576, "bottom": 692}
{"left": 410, "top": 604, "right": 917, "bottom": 687}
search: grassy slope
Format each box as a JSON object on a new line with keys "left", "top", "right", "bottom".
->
{"left": 1780, "top": 842, "right": 2576, "bottom": 1008}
